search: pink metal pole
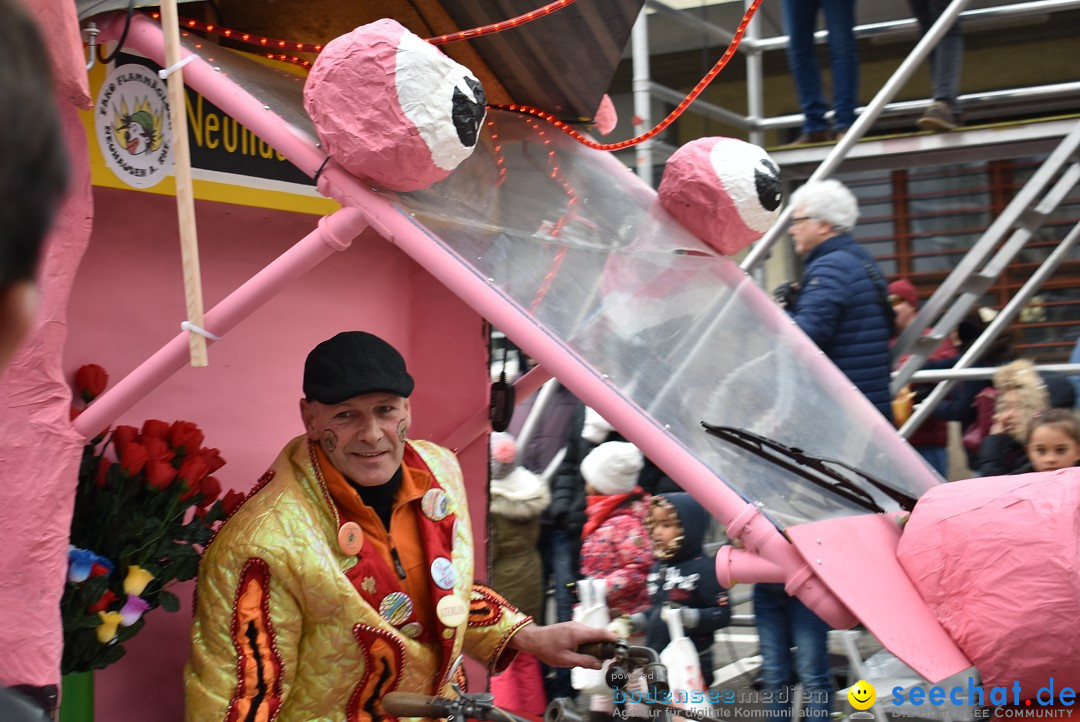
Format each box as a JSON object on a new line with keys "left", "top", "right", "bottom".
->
{"left": 319, "top": 171, "right": 750, "bottom": 522}
{"left": 100, "top": 14, "right": 852, "bottom": 625}
{"left": 314, "top": 174, "right": 855, "bottom": 625}
{"left": 73, "top": 208, "right": 367, "bottom": 437}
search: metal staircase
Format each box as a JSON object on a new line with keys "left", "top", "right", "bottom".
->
{"left": 893, "top": 120, "right": 1080, "bottom": 434}
{"left": 623, "top": 0, "right": 1080, "bottom": 437}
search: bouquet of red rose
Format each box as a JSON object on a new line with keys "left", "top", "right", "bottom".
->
{"left": 62, "top": 365, "right": 245, "bottom": 673}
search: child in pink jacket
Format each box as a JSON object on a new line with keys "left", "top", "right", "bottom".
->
{"left": 579, "top": 441, "right": 654, "bottom": 617}
{"left": 578, "top": 441, "right": 654, "bottom": 722}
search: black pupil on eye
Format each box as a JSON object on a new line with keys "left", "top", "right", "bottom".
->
{"left": 755, "top": 158, "right": 782, "bottom": 211}
{"left": 452, "top": 77, "right": 486, "bottom": 148}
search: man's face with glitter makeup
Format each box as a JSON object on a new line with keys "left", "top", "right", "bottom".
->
{"left": 300, "top": 392, "right": 411, "bottom": 487}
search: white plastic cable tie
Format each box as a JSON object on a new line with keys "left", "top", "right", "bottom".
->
{"left": 181, "top": 321, "right": 222, "bottom": 342}
{"left": 158, "top": 55, "right": 196, "bottom": 80}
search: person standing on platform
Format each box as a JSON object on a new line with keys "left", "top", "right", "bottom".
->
{"left": 781, "top": 0, "right": 859, "bottom": 143}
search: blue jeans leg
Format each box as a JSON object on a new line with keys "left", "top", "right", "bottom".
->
{"left": 545, "top": 527, "right": 579, "bottom": 699}
{"left": 821, "top": 0, "right": 858, "bottom": 130}
{"left": 754, "top": 583, "right": 796, "bottom": 719}
{"left": 910, "top": 0, "right": 963, "bottom": 106}
{"left": 754, "top": 584, "right": 834, "bottom": 720}
{"left": 782, "top": 0, "right": 828, "bottom": 133}
{"left": 790, "top": 600, "right": 834, "bottom": 719}
{"left": 550, "top": 528, "right": 578, "bottom": 624}
{"left": 917, "top": 445, "right": 948, "bottom": 477}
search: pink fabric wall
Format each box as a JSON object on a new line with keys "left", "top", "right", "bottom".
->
{"left": 62, "top": 187, "right": 489, "bottom": 720}
{"left": 0, "top": 100, "right": 92, "bottom": 690}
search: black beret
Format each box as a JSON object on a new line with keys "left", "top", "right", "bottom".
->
{"left": 304, "top": 331, "right": 414, "bottom": 404}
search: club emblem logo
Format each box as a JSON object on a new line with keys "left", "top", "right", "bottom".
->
{"left": 95, "top": 63, "right": 173, "bottom": 188}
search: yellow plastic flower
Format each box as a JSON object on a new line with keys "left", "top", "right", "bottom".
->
{"left": 123, "top": 565, "right": 155, "bottom": 596}
{"left": 96, "top": 611, "right": 124, "bottom": 643}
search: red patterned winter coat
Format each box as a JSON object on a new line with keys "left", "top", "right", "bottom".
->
{"left": 579, "top": 489, "right": 654, "bottom": 615}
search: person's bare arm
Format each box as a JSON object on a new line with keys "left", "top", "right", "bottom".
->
{"left": 507, "top": 621, "right": 617, "bottom": 669}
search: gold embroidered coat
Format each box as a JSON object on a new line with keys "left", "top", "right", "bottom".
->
{"left": 184, "top": 436, "right": 529, "bottom": 721}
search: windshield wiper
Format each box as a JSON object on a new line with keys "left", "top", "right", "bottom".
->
{"left": 701, "top": 423, "right": 917, "bottom": 512}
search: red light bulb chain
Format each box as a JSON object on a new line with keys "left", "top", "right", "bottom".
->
{"left": 427, "top": 0, "right": 577, "bottom": 45}
{"left": 161, "top": 0, "right": 578, "bottom": 59}
{"left": 490, "top": 0, "right": 764, "bottom": 152}
{"left": 520, "top": 117, "right": 579, "bottom": 312}
{"left": 153, "top": 12, "right": 324, "bottom": 54}
{"left": 154, "top": 0, "right": 760, "bottom": 151}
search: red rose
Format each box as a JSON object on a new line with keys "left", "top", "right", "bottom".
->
{"left": 198, "top": 447, "right": 226, "bottom": 473}
{"left": 196, "top": 476, "right": 222, "bottom": 507}
{"left": 119, "top": 442, "right": 148, "bottom": 477}
{"left": 112, "top": 425, "right": 139, "bottom": 453}
{"left": 86, "top": 589, "right": 118, "bottom": 614}
{"left": 141, "top": 419, "right": 170, "bottom": 441}
{"left": 144, "top": 458, "right": 177, "bottom": 491}
{"left": 220, "top": 489, "right": 245, "bottom": 516}
{"left": 94, "top": 458, "right": 111, "bottom": 489}
{"left": 89, "top": 563, "right": 110, "bottom": 578}
{"left": 178, "top": 456, "right": 212, "bottom": 500}
{"left": 142, "top": 436, "right": 175, "bottom": 463}
{"left": 75, "top": 364, "right": 108, "bottom": 403}
{"left": 168, "top": 421, "right": 204, "bottom": 454}
{"left": 69, "top": 407, "right": 82, "bottom": 421}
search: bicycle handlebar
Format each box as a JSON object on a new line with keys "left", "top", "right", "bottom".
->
{"left": 382, "top": 691, "right": 532, "bottom": 722}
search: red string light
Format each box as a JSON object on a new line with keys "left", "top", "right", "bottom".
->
{"left": 427, "top": 0, "right": 578, "bottom": 45}
{"left": 154, "top": 0, "right": 760, "bottom": 150}
{"left": 487, "top": 119, "right": 508, "bottom": 187}
{"left": 154, "top": 13, "right": 324, "bottom": 54}
{"left": 162, "top": 0, "right": 577, "bottom": 58}
{"left": 152, "top": 14, "right": 313, "bottom": 68}
{"left": 519, "top": 116, "right": 580, "bottom": 312}
{"left": 490, "top": 0, "right": 764, "bottom": 151}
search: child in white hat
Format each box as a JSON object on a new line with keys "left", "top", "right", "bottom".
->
{"left": 578, "top": 441, "right": 654, "bottom": 616}
{"left": 578, "top": 441, "right": 654, "bottom": 721}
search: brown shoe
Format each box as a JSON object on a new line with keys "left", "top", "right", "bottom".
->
{"left": 791, "top": 129, "right": 832, "bottom": 145}
{"left": 917, "top": 101, "right": 959, "bottom": 132}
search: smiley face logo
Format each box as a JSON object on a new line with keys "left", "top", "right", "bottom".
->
{"left": 848, "top": 680, "right": 877, "bottom": 710}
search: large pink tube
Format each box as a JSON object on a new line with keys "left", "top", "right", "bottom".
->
{"left": 101, "top": 13, "right": 855, "bottom": 629}
{"left": 73, "top": 208, "right": 367, "bottom": 437}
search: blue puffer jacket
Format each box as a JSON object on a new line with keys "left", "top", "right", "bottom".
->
{"left": 791, "top": 234, "right": 894, "bottom": 420}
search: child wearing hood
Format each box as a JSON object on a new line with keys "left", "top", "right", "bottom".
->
{"left": 640, "top": 492, "right": 731, "bottom": 687}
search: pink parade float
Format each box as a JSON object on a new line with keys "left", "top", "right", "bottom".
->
{"left": 6, "top": 1, "right": 1078, "bottom": 718}
{"left": 898, "top": 470, "right": 1080, "bottom": 694}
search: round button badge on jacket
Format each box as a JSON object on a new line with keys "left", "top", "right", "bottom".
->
{"left": 338, "top": 522, "right": 364, "bottom": 555}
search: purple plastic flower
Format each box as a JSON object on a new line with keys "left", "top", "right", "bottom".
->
{"left": 119, "top": 595, "right": 151, "bottom": 627}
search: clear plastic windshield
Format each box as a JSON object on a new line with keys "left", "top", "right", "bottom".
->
{"left": 392, "top": 110, "right": 941, "bottom": 526}
{"left": 161, "top": 38, "right": 942, "bottom": 527}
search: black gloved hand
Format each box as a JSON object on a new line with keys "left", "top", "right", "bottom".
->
{"left": 772, "top": 281, "right": 800, "bottom": 310}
